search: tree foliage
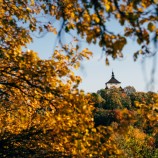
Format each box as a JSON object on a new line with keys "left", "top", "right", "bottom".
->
{"left": 93, "top": 87, "right": 158, "bottom": 157}
{"left": 0, "top": 46, "right": 98, "bottom": 157}
{"left": 1, "top": 0, "right": 158, "bottom": 60}
{"left": 124, "top": 86, "right": 136, "bottom": 95}
{"left": 110, "top": 126, "right": 155, "bottom": 158}
{"left": 1, "top": 0, "right": 158, "bottom": 157}
{"left": 96, "top": 88, "right": 131, "bottom": 109}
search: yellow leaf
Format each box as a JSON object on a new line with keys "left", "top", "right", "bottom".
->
{"left": 148, "top": 22, "right": 156, "bottom": 32}
{"left": 105, "top": 3, "right": 110, "bottom": 12}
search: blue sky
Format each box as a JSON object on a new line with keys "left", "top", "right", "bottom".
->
{"left": 28, "top": 27, "right": 158, "bottom": 93}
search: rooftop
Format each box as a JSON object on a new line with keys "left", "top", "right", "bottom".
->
{"left": 106, "top": 71, "right": 121, "bottom": 84}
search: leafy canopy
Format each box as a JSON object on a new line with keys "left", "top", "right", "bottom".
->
{"left": 1, "top": 0, "right": 158, "bottom": 61}
{"left": 1, "top": 0, "right": 158, "bottom": 157}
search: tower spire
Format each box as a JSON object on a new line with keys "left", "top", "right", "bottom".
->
{"left": 105, "top": 70, "right": 121, "bottom": 89}
{"left": 112, "top": 71, "right": 114, "bottom": 78}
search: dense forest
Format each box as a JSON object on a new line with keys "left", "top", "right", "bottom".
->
{"left": 0, "top": 0, "right": 158, "bottom": 157}
{"left": 93, "top": 87, "right": 158, "bottom": 157}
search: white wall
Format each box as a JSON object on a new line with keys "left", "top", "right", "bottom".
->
{"left": 107, "top": 83, "right": 121, "bottom": 88}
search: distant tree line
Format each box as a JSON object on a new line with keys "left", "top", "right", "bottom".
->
{"left": 92, "top": 86, "right": 158, "bottom": 157}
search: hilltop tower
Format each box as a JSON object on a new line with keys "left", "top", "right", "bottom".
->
{"left": 105, "top": 71, "right": 121, "bottom": 89}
